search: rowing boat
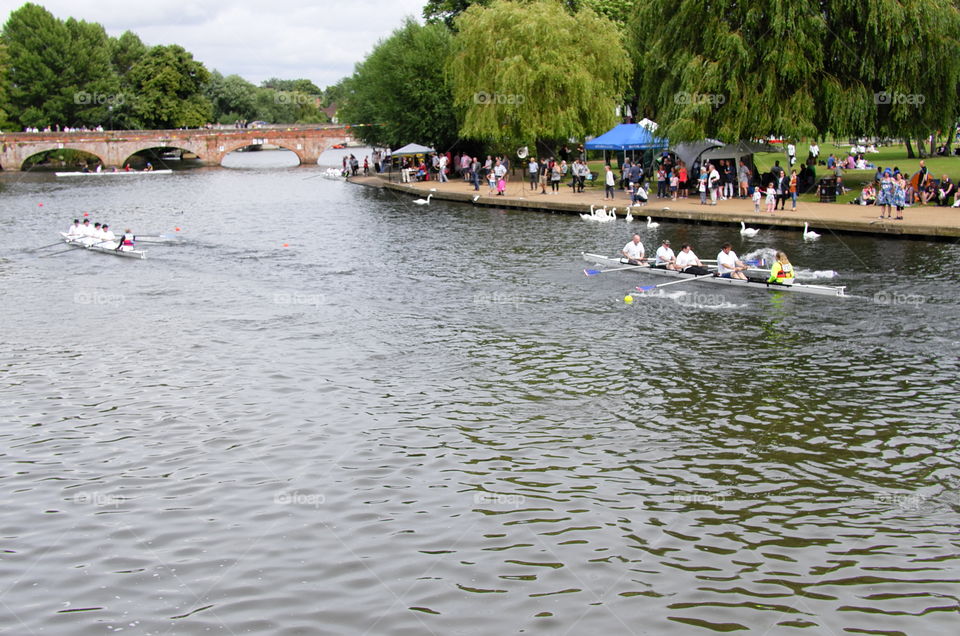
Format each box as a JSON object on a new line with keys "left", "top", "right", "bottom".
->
{"left": 60, "top": 233, "right": 146, "bottom": 259}
{"left": 582, "top": 253, "right": 847, "bottom": 297}
{"left": 55, "top": 169, "right": 173, "bottom": 177}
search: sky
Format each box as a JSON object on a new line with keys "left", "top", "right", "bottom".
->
{"left": 0, "top": 0, "right": 428, "bottom": 89}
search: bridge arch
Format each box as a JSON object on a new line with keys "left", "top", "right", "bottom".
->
{"left": 18, "top": 146, "right": 105, "bottom": 171}
{"left": 120, "top": 144, "right": 203, "bottom": 168}
{"left": 218, "top": 140, "right": 317, "bottom": 166}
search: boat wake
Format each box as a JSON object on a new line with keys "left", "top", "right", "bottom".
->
{"left": 796, "top": 269, "right": 839, "bottom": 280}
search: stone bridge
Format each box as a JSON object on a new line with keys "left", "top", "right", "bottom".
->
{"left": 0, "top": 125, "right": 353, "bottom": 170}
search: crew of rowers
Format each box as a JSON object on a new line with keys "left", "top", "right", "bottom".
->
{"left": 66, "top": 218, "right": 136, "bottom": 251}
{"left": 621, "top": 235, "right": 795, "bottom": 285}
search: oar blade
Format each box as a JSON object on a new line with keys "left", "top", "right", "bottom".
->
{"left": 584, "top": 268, "right": 603, "bottom": 276}
{"left": 635, "top": 285, "right": 657, "bottom": 292}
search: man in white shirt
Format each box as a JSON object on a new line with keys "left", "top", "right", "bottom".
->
{"left": 621, "top": 234, "right": 646, "bottom": 265}
{"left": 654, "top": 239, "right": 679, "bottom": 270}
{"left": 437, "top": 154, "right": 448, "bottom": 182}
{"left": 528, "top": 158, "right": 539, "bottom": 190}
{"left": 708, "top": 163, "right": 720, "bottom": 205}
{"left": 80, "top": 219, "right": 95, "bottom": 238}
{"left": 787, "top": 142, "right": 796, "bottom": 166}
{"left": 676, "top": 244, "right": 709, "bottom": 275}
{"left": 67, "top": 219, "right": 83, "bottom": 237}
{"left": 716, "top": 243, "right": 747, "bottom": 280}
{"left": 100, "top": 224, "right": 116, "bottom": 246}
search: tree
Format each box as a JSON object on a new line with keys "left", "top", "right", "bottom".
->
{"left": 821, "top": 0, "right": 960, "bottom": 151}
{"left": 448, "top": 0, "right": 629, "bottom": 146}
{"left": 261, "top": 78, "right": 322, "bottom": 95}
{"left": 205, "top": 70, "right": 258, "bottom": 122}
{"left": 631, "top": 1, "right": 824, "bottom": 142}
{"left": 1, "top": 3, "right": 118, "bottom": 128}
{"left": 125, "top": 45, "right": 212, "bottom": 128}
{"left": 251, "top": 86, "right": 327, "bottom": 124}
{"left": 630, "top": 0, "right": 960, "bottom": 143}
{"left": 0, "top": 43, "right": 12, "bottom": 129}
{"left": 338, "top": 18, "right": 459, "bottom": 149}
{"left": 110, "top": 30, "right": 147, "bottom": 76}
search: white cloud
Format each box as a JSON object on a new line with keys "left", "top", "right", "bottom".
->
{"left": 0, "top": 0, "right": 427, "bottom": 87}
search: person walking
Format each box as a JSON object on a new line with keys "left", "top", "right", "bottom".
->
{"left": 604, "top": 165, "right": 616, "bottom": 200}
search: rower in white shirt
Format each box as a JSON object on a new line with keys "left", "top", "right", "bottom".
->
{"left": 80, "top": 219, "right": 95, "bottom": 238}
{"left": 621, "top": 234, "right": 646, "bottom": 265}
{"left": 100, "top": 224, "right": 116, "bottom": 246}
{"left": 67, "top": 219, "right": 83, "bottom": 237}
{"left": 675, "top": 244, "right": 710, "bottom": 275}
{"left": 716, "top": 242, "right": 748, "bottom": 280}
{"left": 654, "top": 239, "right": 680, "bottom": 270}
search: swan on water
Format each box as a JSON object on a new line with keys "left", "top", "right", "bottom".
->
{"left": 740, "top": 221, "right": 759, "bottom": 237}
{"left": 802, "top": 222, "right": 821, "bottom": 240}
{"left": 647, "top": 216, "right": 660, "bottom": 228}
{"left": 413, "top": 194, "right": 433, "bottom": 205}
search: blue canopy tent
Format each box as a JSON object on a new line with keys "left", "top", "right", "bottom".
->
{"left": 584, "top": 123, "right": 668, "bottom": 151}
{"left": 585, "top": 124, "right": 669, "bottom": 177}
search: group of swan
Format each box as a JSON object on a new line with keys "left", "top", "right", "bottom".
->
{"left": 413, "top": 190, "right": 822, "bottom": 240}
{"left": 580, "top": 205, "right": 618, "bottom": 222}
{"left": 582, "top": 205, "right": 658, "bottom": 227}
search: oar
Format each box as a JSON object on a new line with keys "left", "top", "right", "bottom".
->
{"left": 635, "top": 273, "right": 716, "bottom": 292}
{"left": 31, "top": 240, "right": 67, "bottom": 252}
{"left": 584, "top": 262, "right": 648, "bottom": 276}
{"left": 40, "top": 248, "right": 78, "bottom": 258}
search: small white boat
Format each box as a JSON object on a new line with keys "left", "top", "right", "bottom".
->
{"left": 582, "top": 253, "right": 846, "bottom": 297}
{"left": 60, "top": 233, "right": 146, "bottom": 259}
{"left": 55, "top": 169, "right": 173, "bottom": 177}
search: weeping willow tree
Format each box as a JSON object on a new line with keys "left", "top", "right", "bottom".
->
{"left": 631, "top": 1, "right": 824, "bottom": 142}
{"left": 821, "top": 0, "right": 960, "bottom": 155}
{"left": 448, "top": 0, "right": 629, "bottom": 147}
{"left": 631, "top": 0, "right": 960, "bottom": 143}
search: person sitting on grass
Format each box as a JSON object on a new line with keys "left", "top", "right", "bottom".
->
{"left": 853, "top": 183, "right": 876, "bottom": 205}
{"left": 937, "top": 175, "right": 955, "bottom": 206}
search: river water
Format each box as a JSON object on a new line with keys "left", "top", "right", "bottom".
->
{"left": 1, "top": 150, "right": 958, "bottom": 635}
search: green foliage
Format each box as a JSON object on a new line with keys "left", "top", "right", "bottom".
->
{"left": 631, "top": 0, "right": 960, "bottom": 142}
{"left": 206, "top": 71, "right": 258, "bottom": 122}
{"left": 0, "top": 43, "right": 11, "bottom": 129}
{"left": 339, "top": 18, "right": 459, "bottom": 149}
{"left": 110, "top": 31, "right": 147, "bottom": 76}
{"left": 261, "top": 78, "right": 322, "bottom": 95}
{"left": 424, "top": 0, "right": 637, "bottom": 28}
{"left": 252, "top": 87, "right": 327, "bottom": 124}
{"left": 1, "top": 3, "right": 119, "bottom": 128}
{"left": 449, "top": 0, "right": 629, "bottom": 145}
{"left": 126, "top": 45, "right": 212, "bottom": 128}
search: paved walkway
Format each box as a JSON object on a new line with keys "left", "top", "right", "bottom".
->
{"left": 348, "top": 174, "right": 960, "bottom": 239}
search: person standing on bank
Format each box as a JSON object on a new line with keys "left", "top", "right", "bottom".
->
{"left": 528, "top": 157, "right": 539, "bottom": 191}
{"left": 604, "top": 165, "right": 616, "bottom": 200}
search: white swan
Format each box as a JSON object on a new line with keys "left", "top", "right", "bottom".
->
{"left": 647, "top": 216, "right": 660, "bottom": 228}
{"left": 625, "top": 206, "right": 634, "bottom": 222}
{"left": 413, "top": 194, "right": 433, "bottom": 205}
{"left": 607, "top": 207, "right": 616, "bottom": 220}
{"left": 802, "top": 222, "right": 821, "bottom": 240}
{"left": 740, "top": 221, "right": 759, "bottom": 237}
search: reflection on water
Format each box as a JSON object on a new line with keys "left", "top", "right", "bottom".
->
{"left": 1, "top": 153, "right": 958, "bottom": 634}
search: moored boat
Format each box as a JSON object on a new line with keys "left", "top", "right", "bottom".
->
{"left": 582, "top": 253, "right": 847, "bottom": 297}
{"left": 60, "top": 233, "right": 146, "bottom": 259}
